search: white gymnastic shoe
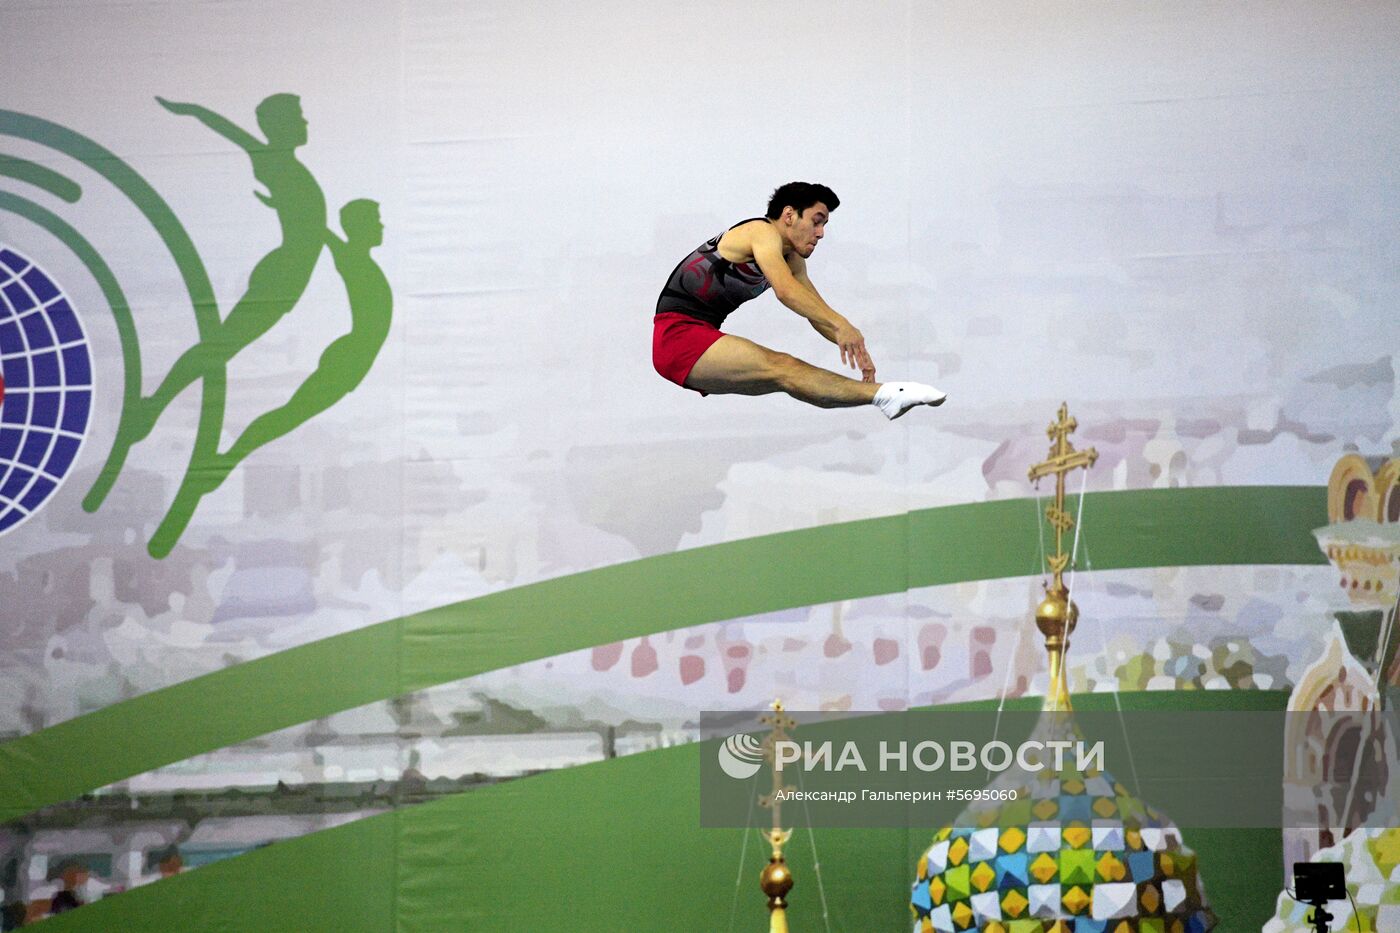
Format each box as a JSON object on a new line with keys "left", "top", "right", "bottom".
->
{"left": 872, "top": 382, "right": 947, "bottom": 420}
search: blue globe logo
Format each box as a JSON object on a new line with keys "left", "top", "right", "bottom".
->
{"left": 0, "top": 245, "right": 93, "bottom": 534}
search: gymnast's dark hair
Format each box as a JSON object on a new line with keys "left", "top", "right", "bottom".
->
{"left": 766, "top": 182, "right": 839, "bottom": 219}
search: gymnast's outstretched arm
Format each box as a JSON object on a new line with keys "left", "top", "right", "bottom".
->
{"left": 749, "top": 223, "right": 876, "bottom": 381}
{"left": 156, "top": 97, "right": 262, "bottom": 153}
{"left": 790, "top": 254, "right": 877, "bottom": 382}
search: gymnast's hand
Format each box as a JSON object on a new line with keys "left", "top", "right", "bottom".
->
{"left": 854, "top": 337, "right": 876, "bottom": 382}
{"left": 834, "top": 322, "right": 875, "bottom": 381}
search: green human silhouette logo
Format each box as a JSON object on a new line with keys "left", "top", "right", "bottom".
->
{"left": 0, "top": 95, "right": 393, "bottom": 557}
{"left": 202, "top": 198, "right": 391, "bottom": 493}
{"left": 129, "top": 94, "right": 331, "bottom": 441}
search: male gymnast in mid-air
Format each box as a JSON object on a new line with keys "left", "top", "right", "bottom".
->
{"left": 653, "top": 181, "right": 946, "bottom": 419}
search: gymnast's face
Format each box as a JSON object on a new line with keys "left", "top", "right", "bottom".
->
{"left": 785, "top": 202, "right": 830, "bottom": 258}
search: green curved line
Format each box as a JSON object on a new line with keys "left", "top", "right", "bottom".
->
{"left": 35, "top": 691, "right": 1288, "bottom": 933}
{"left": 0, "top": 110, "right": 224, "bottom": 523}
{"left": 0, "top": 191, "right": 141, "bottom": 482}
{"left": 0, "top": 153, "right": 82, "bottom": 202}
{"left": 0, "top": 486, "right": 1326, "bottom": 820}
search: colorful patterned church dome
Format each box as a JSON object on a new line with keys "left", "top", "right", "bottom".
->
{"left": 908, "top": 727, "right": 1217, "bottom": 933}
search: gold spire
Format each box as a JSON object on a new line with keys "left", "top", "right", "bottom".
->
{"left": 758, "top": 699, "right": 795, "bottom": 933}
{"left": 1027, "top": 403, "right": 1098, "bottom": 711}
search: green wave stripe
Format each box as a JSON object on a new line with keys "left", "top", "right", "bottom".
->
{"left": 0, "top": 486, "right": 1325, "bottom": 819}
{"left": 0, "top": 153, "right": 82, "bottom": 202}
{"left": 38, "top": 692, "right": 1287, "bottom": 933}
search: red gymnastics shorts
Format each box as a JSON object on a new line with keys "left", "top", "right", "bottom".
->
{"left": 652, "top": 312, "right": 725, "bottom": 394}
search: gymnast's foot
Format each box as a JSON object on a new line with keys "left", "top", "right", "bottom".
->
{"left": 872, "top": 382, "right": 947, "bottom": 420}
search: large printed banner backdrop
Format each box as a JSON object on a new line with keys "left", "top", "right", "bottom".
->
{"left": 1, "top": 2, "right": 1398, "bottom": 931}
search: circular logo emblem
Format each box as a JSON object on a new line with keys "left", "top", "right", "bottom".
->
{"left": 0, "top": 245, "right": 94, "bottom": 534}
{"left": 718, "top": 732, "right": 765, "bottom": 780}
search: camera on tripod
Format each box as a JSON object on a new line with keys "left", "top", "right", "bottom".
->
{"left": 1293, "top": 862, "right": 1348, "bottom": 933}
{"left": 1295, "top": 862, "right": 1346, "bottom": 902}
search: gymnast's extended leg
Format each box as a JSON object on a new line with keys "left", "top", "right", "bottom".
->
{"left": 685, "top": 334, "right": 945, "bottom": 418}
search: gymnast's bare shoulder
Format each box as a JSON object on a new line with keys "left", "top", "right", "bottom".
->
{"left": 715, "top": 217, "right": 776, "bottom": 264}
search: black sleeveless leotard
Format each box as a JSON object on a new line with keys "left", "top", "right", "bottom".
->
{"left": 655, "top": 218, "right": 772, "bottom": 328}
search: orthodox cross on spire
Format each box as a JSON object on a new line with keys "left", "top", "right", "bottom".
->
{"left": 1027, "top": 403, "right": 1098, "bottom": 594}
{"left": 1026, "top": 404, "right": 1098, "bottom": 711}
{"left": 758, "top": 699, "right": 796, "bottom": 853}
{"left": 758, "top": 699, "right": 796, "bottom": 930}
